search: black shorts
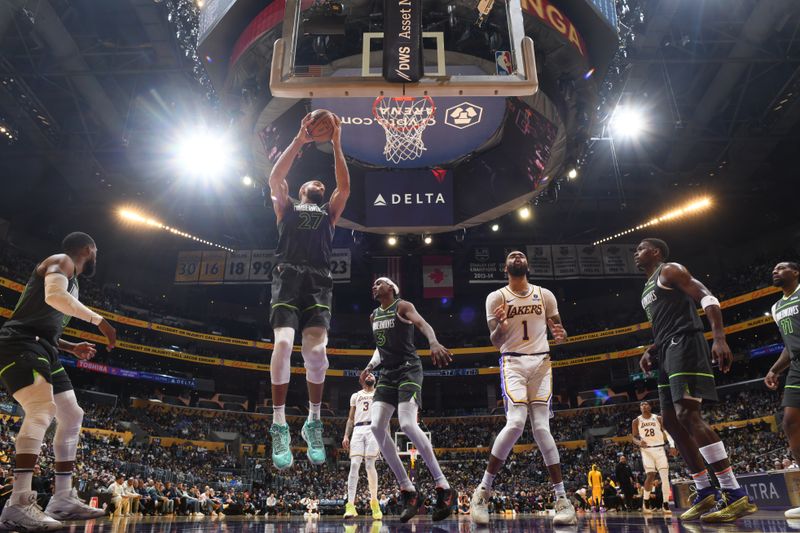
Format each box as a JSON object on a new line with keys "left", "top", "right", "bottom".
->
{"left": 657, "top": 331, "right": 718, "bottom": 405}
{"left": 0, "top": 337, "right": 72, "bottom": 395}
{"left": 782, "top": 363, "right": 800, "bottom": 409}
{"left": 269, "top": 263, "right": 333, "bottom": 331}
{"left": 374, "top": 363, "right": 423, "bottom": 409}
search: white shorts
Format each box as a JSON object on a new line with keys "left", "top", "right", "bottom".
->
{"left": 641, "top": 446, "right": 669, "bottom": 472}
{"left": 499, "top": 355, "right": 552, "bottom": 405}
{"left": 350, "top": 425, "right": 380, "bottom": 458}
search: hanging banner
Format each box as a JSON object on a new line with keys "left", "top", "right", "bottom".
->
{"left": 174, "top": 251, "right": 202, "bottom": 283}
{"left": 552, "top": 245, "right": 579, "bottom": 278}
{"left": 602, "top": 244, "right": 635, "bottom": 276}
{"left": 198, "top": 251, "right": 226, "bottom": 283}
{"left": 224, "top": 250, "right": 252, "bottom": 282}
{"left": 330, "top": 248, "right": 352, "bottom": 283}
{"left": 423, "top": 256, "right": 454, "bottom": 298}
{"left": 526, "top": 245, "right": 554, "bottom": 278}
{"left": 577, "top": 246, "right": 603, "bottom": 277}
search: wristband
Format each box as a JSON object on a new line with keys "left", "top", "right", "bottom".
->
{"left": 700, "top": 295, "right": 720, "bottom": 310}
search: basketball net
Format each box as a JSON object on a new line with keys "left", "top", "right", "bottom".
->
{"left": 372, "top": 96, "right": 435, "bottom": 164}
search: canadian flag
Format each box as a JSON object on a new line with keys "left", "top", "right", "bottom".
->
{"left": 422, "top": 256, "right": 454, "bottom": 298}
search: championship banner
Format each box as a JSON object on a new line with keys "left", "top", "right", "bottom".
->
{"left": 552, "top": 245, "right": 579, "bottom": 278}
{"left": 382, "top": 0, "right": 423, "bottom": 83}
{"left": 577, "top": 246, "right": 603, "bottom": 277}
{"left": 602, "top": 244, "right": 638, "bottom": 276}
{"left": 423, "top": 256, "right": 453, "bottom": 298}
{"left": 526, "top": 245, "right": 553, "bottom": 278}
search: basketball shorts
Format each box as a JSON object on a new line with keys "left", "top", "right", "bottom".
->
{"left": 270, "top": 263, "right": 333, "bottom": 331}
{"left": 591, "top": 488, "right": 602, "bottom": 502}
{"left": 499, "top": 354, "right": 552, "bottom": 405}
{"left": 782, "top": 362, "right": 800, "bottom": 409}
{"left": 641, "top": 446, "right": 669, "bottom": 473}
{"left": 657, "top": 332, "right": 718, "bottom": 406}
{"left": 374, "top": 363, "right": 423, "bottom": 408}
{"left": 0, "top": 335, "right": 72, "bottom": 395}
{"left": 350, "top": 425, "right": 380, "bottom": 458}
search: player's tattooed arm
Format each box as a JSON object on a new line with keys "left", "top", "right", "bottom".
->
{"left": 765, "top": 347, "right": 791, "bottom": 390}
{"left": 267, "top": 113, "right": 315, "bottom": 221}
{"left": 327, "top": 114, "right": 350, "bottom": 225}
{"left": 661, "top": 262, "right": 732, "bottom": 372}
{"left": 397, "top": 301, "right": 452, "bottom": 367}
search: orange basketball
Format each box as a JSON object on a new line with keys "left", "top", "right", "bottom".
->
{"left": 307, "top": 109, "right": 335, "bottom": 143}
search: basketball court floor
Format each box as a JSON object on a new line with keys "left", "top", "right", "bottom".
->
{"left": 57, "top": 512, "right": 797, "bottom": 532}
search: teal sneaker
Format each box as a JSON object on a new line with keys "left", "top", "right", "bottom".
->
{"left": 270, "top": 423, "right": 293, "bottom": 470}
{"left": 301, "top": 418, "right": 326, "bottom": 465}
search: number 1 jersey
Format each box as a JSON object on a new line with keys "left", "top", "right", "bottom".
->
{"left": 485, "top": 284, "right": 558, "bottom": 355}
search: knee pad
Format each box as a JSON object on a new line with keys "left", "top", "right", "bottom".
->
{"left": 301, "top": 328, "right": 329, "bottom": 384}
{"left": 14, "top": 381, "right": 57, "bottom": 455}
{"left": 270, "top": 327, "right": 295, "bottom": 385}
{"left": 53, "top": 390, "right": 84, "bottom": 461}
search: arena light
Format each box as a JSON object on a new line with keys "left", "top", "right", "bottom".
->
{"left": 423, "top": 235, "right": 433, "bottom": 245}
{"left": 118, "top": 208, "right": 234, "bottom": 252}
{"left": 491, "top": 223, "right": 500, "bottom": 232}
{"left": 593, "top": 197, "right": 713, "bottom": 245}
{"left": 175, "top": 130, "right": 234, "bottom": 179}
{"left": 387, "top": 236, "right": 398, "bottom": 246}
{"left": 567, "top": 168, "right": 578, "bottom": 180}
{"left": 242, "top": 175, "right": 253, "bottom": 186}
{"left": 610, "top": 106, "right": 646, "bottom": 139}
{"left": 518, "top": 205, "right": 531, "bottom": 220}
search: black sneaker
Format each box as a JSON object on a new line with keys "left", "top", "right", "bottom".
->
{"left": 399, "top": 489, "right": 421, "bottom": 523}
{"left": 432, "top": 487, "right": 454, "bottom": 521}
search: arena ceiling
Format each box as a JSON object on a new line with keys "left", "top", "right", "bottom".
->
{"left": 0, "top": 0, "right": 799, "bottom": 250}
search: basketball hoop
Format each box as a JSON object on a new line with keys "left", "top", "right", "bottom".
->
{"left": 372, "top": 96, "right": 436, "bottom": 164}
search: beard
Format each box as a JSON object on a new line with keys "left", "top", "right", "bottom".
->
{"left": 507, "top": 263, "right": 528, "bottom": 277}
{"left": 365, "top": 379, "right": 375, "bottom": 387}
{"left": 82, "top": 258, "right": 96, "bottom": 278}
{"left": 306, "top": 190, "right": 324, "bottom": 204}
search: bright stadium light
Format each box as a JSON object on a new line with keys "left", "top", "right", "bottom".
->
{"left": 610, "top": 106, "right": 646, "bottom": 139}
{"left": 491, "top": 223, "right": 500, "bottom": 232}
{"left": 242, "top": 175, "right": 253, "bottom": 186}
{"left": 567, "top": 168, "right": 578, "bottom": 180}
{"left": 518, "top": 205, "right": 531, "bottom": 220}
{"left": 593, "top": 196, "right": 713, "bottom": 245}
{"left": 387, "top": 236, "right": 398, "bottom": 246}
{"left": 118, "top": 207, "right": 234, "bottom": 252}
{"left": 423, "top": 235, "right": 433, "bottom": 245}
{"left": 175, "top": 130, "right": 234, "bottom": 179}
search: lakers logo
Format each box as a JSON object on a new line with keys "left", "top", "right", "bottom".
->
{"left": 506, "top": 304, "right": 543, "bottom": 318}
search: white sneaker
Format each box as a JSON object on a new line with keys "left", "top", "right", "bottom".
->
{"left": 787, "top": 506, "right": 800, "bottom": 519}
{"left": 45, "top": 488, "right": 106, "bottom": 520}
{"left": 0, "top": 491, "right": 64, "bottom": 531}
{"left": 470, "top": 486, "right": 491, "bottom": 525}
{"left": 553, "top": 496, "right": 577, "bottom": 525}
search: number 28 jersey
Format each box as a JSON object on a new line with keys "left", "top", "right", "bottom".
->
{"left": 485, "top": 284, "right": 558, "bottom": 355}
{"left": 275, "top": 200, "right": 334, "bottom": 269}
{"left": 350, "top": 389, "right": 375, "bottom": 425}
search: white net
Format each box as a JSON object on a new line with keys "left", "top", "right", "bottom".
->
{"left": 372, "top": 96, "right": 436, "bottom": 164}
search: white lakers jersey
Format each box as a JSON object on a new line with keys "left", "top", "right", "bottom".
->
{"left": 637, "top": 415, "right": 666, "bottom": 447}
{"left": 350, "top": 389, "right": 375, "bottom": 425}
{"left": 486, "top": 284, "right": 558, "bottom": 355}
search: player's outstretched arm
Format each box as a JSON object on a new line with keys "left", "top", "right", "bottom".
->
{"left": 765, "top": 346, "right": 791, "bottom": 390}
{"left": 398, "top": 301, "right": 452, "bottom": 367}
{"left": 661, "top": 262, "right": 732, "bottom": 372}
{"left": 327, "top": 114, "right": 350, "bottom": 225}
{"left": 268, "top": 113, "right": 315, "bottom": 219}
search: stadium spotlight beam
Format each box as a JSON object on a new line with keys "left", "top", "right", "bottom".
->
{"left": 593, "top": 196, "right": 713, "bottom": 245}
{"left": 174, "top": 129, "right": 235, "bottom": 180}
{"left": 118, "top": 207, "right": 234, "bottom": 252}
{"left": 610, "top": 106, "right": 646, "bottom": 139}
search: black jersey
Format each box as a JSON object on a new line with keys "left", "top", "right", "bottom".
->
{"left": 772, "top": 285, "right": 800, "bottom": 361}
{"left": 641, "top": 264, "right": 704, "bottom": 347}
{"left": 275, "top": 200, "right": 334, "bottom": 269}
{"left": 0, "top": 267, "right": 78, "bottom": 347}
{"left": 371, "top": 299, "right": 418, "bottom": 368}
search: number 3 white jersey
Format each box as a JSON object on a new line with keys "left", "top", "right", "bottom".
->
{"left": 637, "top": 414, "right": 666, "bottom": 447}
{"left": 486, "top": 284, "right": 558, "bottom": 355}
{"left": 350, "top": 390, "right": 375, "bottom": 425}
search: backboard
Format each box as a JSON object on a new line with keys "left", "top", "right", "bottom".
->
{"left": 270, "top": 0, "right": 537, "bottom": 98}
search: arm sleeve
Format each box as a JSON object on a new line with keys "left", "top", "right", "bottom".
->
{"left": 542, "top": 287, "right": 559, "bottom": 318}
{"left": 44, "top": 273, "right": 103, "bottom": 325}
{"left": 368, "top": 349, "right": 381, "bottom": 369}
{"left": 664, "top": 430, "right": 675, "bottom": 447}
{"left": 485, "top": 290, "right": 503, "bottom": 321}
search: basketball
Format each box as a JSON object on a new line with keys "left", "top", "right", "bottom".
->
{"left": 307, "top": 109, "right": 335, "bottom": 143}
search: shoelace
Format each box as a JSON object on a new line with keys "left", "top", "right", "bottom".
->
{"left": 711, "top": 492, "right": 730, "bottom": 512}
{"left": 25, "top": 500, "right": 50, "bottom": 522}
{"left": 307, "top": 422, "right": 323, "bottom": 447}
{"left": 272, "top": 428, "right": 289, "bottom": 455}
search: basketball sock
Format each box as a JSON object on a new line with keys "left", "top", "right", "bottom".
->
{"left": 370, "top": 401, "right": 414, "bottom": 492}
{"left": 398, "top": 401, "right": 449, "bottom": 489}
{"left": 365, "top": 457, "right": 379, "bottom": 501}
{"left": 713, "top": 466, "right": 740, "bottom": 490}
{"left": 54, "top": 471, "right": 73, "bottom": 494}
{"left": 658, "top": 468, "right": 671, "bottom": 501}
{"left": 553, "top": 482, "right": 566, "bottom": 499}
{"left": 11, "top": 469, "right": 33, "bottom": 501}
{"left": 308, "top": 402, "right": 321, "bottom": 421}
{"left": 642, "top": 489, "right": 650, "bottom": 507}
{"left": 273, "top": 405, "right": 286, "bottom": 426}
{"left": 480, "top": 471, "right": 496, "bottom": 491}
{"left": 691, "top": 470, "right": 712, "bottom": 490}
{"left": 347, "top": 459, "right": 362, "bottom": 504}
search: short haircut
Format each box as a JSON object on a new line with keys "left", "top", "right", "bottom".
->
{"left": 62, "top": 232, "right": 95, "bottom": 254}
{"left": 642, "top": 238, "right": 669, "bottom": 260}
{"left": 785, "top": 261, "right": 800, "bottom": 272}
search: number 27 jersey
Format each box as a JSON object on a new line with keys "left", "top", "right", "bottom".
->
{"left": 486, "top": 284, "right": 558, "bottom": 355}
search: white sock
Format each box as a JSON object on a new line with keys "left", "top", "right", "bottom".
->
{"left": 54, "top": 471, "right": 73, "bottom": 494}
{"left": 480, "top": 471, "right": 496, "bottom": 491}
{"left": 11, "top": 469, "right": 33, "bottom": 501}
{"left": 553, "top": 482, "right": 566, "bottom": 498}
{"left": 691, "top": 469, "right": 712, "bottom": 490}
{"left": 347, "top": 460, "right": 360, "bottom": 504}
{"left": 643, "top": 489, "right": 650, "bottom": 507}
{"left": 308, "top": 402, "right": 321, "bottom": 421}
{"left": 273, "top": 405, "right": 286, "bottom": 426}
{"left": 714, "top": 467, "right": 740, "bottom": 490}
